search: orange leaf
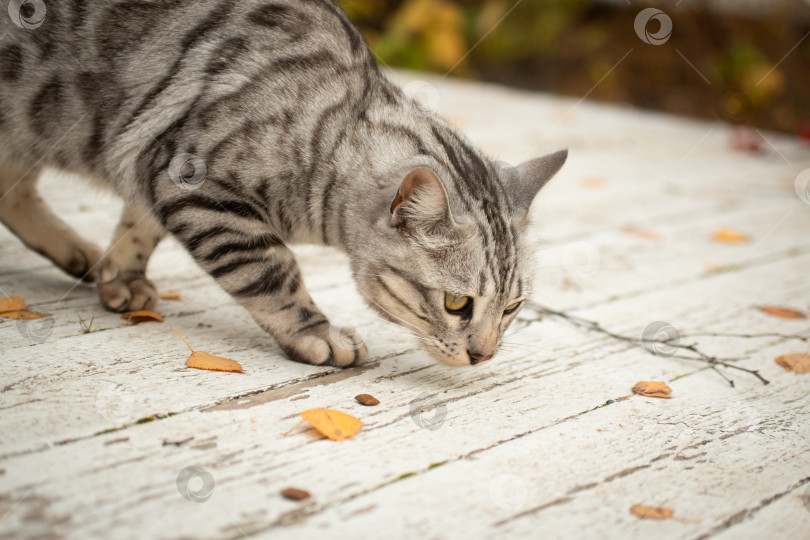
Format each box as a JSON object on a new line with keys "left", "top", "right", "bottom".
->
{"left": 0, "top": 296, "right": 27, "bottom": 313}
{"left": 159, "top": 291, "right": 182, "bottom": 301}
{"left": 171, "top": 327, "right": 244, "bottom": 374}
{"left": 775, "top": 353, "right": 810, "bottom": 374}
{"left": 630, "top": 504, "right": 674, "bottom": 520}
{"left": 582, "top": 176, "right": 607, "bottom": 188}
{"left": 712, "top": 228, "right": 748, "bottom": 243}
{"left": 0, "top": 310, "right": 52, "bottom": 320}
{"left": 759, "top": 306, "right": 806, "bottom": 320}
{"left": 299, "top": 409, "right": 362, "bottom": 441}
{"left": 622, "top": 227, "right": 659, "bottom": 240}
{"left": 121, "top": 310, "right": 163, "bottom": 324}
{"left": 632, "top": 381, "right": 673, "bottom": 399}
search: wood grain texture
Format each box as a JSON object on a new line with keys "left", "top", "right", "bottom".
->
{"left": 1, "top": 70, "right": 809, "bottom": 539}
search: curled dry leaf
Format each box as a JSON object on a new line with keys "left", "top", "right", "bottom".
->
{"left": 159, "top": 291, "right": 182, "bottom": 301}
{"left": 121, "top": 310, "right": 163, "bottom": 324}
{"left": 280, "top": 487, "right": 311, "bottom": 501}
{"left": 712, "top": 228, "right": 748, "bottom": 244}
{"left": 355, "top": 394, "right": 380, "bottom": 406}
{"left": 0, "top": 296, "right": 52, "bottom": 319}
{"left": 283, "top": 409, "right": 362, "bottom": 441}
{"left": 759, "top": 306, "right": 806, "bottom": 320}
{"left": 632, "top": 381, "right": 673, "bottom": 399}
{"left": 171, "top": 327, "right": 244, "bottom": 374}
{"left": 630, "top": 504, "right": 674, "bottom": 520}
{"left": 774, "top": 353, "right": 810, "bottom": 374}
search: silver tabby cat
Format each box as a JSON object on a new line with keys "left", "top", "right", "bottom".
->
{"left": 0, "top": 0, "right": 566, "bottom": 367}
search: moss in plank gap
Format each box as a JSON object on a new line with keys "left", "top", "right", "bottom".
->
{"left": 94, "top": 427, "right": 121, "bottom": 436}
{"left": 394, "top": 472, "right": 416, "bottom": 482}
{"left": 670, "top": 373, "right": 692, "bottom": 381}
{"left": 428, "top": 461, "right": 447, "bottom": 470}
{"left": 136, "top": 417, "right": 155, "bottom": 424}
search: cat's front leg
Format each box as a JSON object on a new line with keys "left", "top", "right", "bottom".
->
{"left": 98, "top": 204, "right": 166, "bottom": 312}
{"left": 179, "top": 227, "right": 366, "bottom": 367}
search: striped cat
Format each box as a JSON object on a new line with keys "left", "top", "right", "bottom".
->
{"left": 0, "top": 0, "right": 566, "bottom": 367}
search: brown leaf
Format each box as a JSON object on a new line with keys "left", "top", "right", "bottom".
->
{"left": 159, "top": 291, "right": 182, "bottom": 301}
{"left": 121, "top": 310, "right": 164, "bottom": 324}
{"left": 775, "top": 353, "right": 810, "bottom": 374}
{"left": 630, "top": 504, "right": 674, "bottom": 520}
{"left": 0, "top": 310, "right": 52, "bottom": 320}
{"left": 759, "top": 306, "right": 806, "bottom": 320}
{"left": 355, "top": 394, "right": 380, "bottom": 406}
{"left": 172, "top": 327, "right": 244, "bottom": 374}
{"left": 0, "top": 296, "right": 27, "bottom": 313}
{"left": 280, "top": 487, "right": 311, "bottom": 501}
{"left": 712, "top": 228, "right": 748, "bottom": 243}
{"left": 632, "top": 381, "right": 673, "bottom": 399}
{"left": 622, "top": 227, "right": 659, "bottom": 240}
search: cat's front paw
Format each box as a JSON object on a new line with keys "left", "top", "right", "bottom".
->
{"left": 97, "top": 259, "right": 158, "bottom": 312}
{"left": 279, "top": 325, "right": 367, "bottom": 368}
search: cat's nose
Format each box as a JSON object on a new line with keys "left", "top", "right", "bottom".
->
{"left": 468, "top": 350, "right": 493, "bottom": 365}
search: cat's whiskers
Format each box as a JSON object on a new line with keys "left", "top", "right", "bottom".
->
{"left": 361, "top": 292, "right": 431, "bottom": 339}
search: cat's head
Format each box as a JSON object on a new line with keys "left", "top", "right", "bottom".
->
{"left": 352, "top": 149, "right": 567, "bottom": 366}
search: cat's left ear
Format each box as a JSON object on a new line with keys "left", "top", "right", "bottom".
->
{"left": 504, "top": 149, "right": 568, "bottom": 224}
{"left": 390, "top": 167, "right": 454, "bottom": 234}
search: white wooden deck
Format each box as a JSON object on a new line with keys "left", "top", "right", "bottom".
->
{"left": 1, "top": 71, "right": 809, "bottom": 540}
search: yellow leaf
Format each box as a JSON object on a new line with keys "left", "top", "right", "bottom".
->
{"left": 299, "top": 409, "right": 363, "bottom": 441}
{"left": 775, "top": 353, "right": 810, "bottom": 374}
{"left": 630, "top": 504, "right": 674, "bottom": 520}
{"left": 159, "top": 291, "right": 182, "bottom": 301}
{"left": 712, "top": 228, "right": 748, "bottom": 243}
{"left": 582, "top": 176, "right": 608, "bottom": 188}
{"left": 622, "top": 227, "right": 659, "bottom": 240}
{"left": 0, "top": 310, "right": 52, "bottom": 320}
{"left": 632, "top": 381, "right": 673, "bottom": 399}
{"left": 121, "top": 310, "right": 164, "bottom": 324}
{"left": 0, "top": 296, "right": 27, "bottom": 313}
{"left": 759, "top": 306, "right": 806, "bottom": 320}
{"left": 171, "top": 327, "right": 244, "bottom": 374}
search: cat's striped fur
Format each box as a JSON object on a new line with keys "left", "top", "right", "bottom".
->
{"left": 0, "top": 0, "right": 566, "bottom": 367}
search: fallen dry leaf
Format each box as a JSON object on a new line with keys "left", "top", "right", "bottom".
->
{"left": 712, "top": 228, "right": 748, "bottom": 243}
{"left": 283, "top": 409, "right": 362, "bottom": 441}
{"left": 582, "top": 176, "right": 608, "bottom": 188}
{"left": 355, "top": 394, "right": 380, "bottom": 406}
{"left": 775, "top": 353, "right": 810, "bottom": 374}
{"left": 631, "top": 504, "right": 674, "bottom": 520}
{"left": 121, "top": 310, "right": 163, "bottom": 324}
{"left": 280, "top": 487, "right": 311, "bottom": 501}
{"left": 0, "top": 296, "right": 52, "bottom": 319}
{"left": 159, "top": 291, "right": 182, "bottom": 301}
{"left": 632, "top": 381, "right": 673, "bottom": 399}
{"left": 759, "top": 306, "right": 806, "bottom": 320}
{"left": 171, "top": 327, "right": 244, "bottom": 374}
{"left": 622, "top": 227, "right": 659, "bottom": 240}
{"left": 0, "top": 296, "right": 27, "bottom": 312}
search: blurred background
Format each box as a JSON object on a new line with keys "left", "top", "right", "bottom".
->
{"left": 339, "top": 0, "right": 810, "bottom": 135}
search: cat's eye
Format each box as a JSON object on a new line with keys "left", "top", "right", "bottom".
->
{"left": 503, "top": 301, "right": 522, "bottom": 315}
{"left": 445, "top": 292, "right": 472, "bottom": 314}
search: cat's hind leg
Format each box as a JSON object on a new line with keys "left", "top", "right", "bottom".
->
{"left": 0, "top": 162, "right": 103, "bottom": 282}
{"left": 97, "top": 203, "right": 166, "bottom": 312}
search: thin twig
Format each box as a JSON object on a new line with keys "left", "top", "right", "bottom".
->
{"left": 526, "top": 301, "right": 771, "bottom": 386}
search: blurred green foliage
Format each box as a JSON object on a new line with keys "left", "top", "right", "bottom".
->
{"left": 338, "top": 0, "right": 809, "bottom": 133}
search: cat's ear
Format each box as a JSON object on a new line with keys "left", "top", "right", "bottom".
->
{"left": 390, "top": 167, "right": 453, "bottom": 233}
{"left": 504, "top": 149, "right": 568, "bottom": 223}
